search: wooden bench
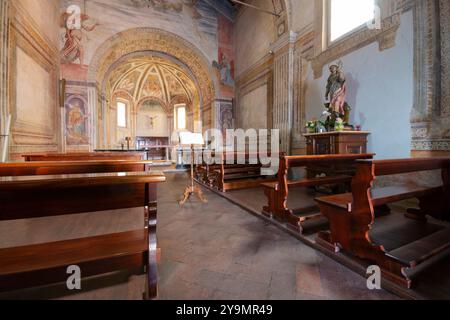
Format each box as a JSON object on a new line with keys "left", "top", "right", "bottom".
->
{"left": 0, "top": 164, "right": 165, "bottom": 299}
{"left": 196, "top": 151, "right": 280, "bottom": 192}
{"left": 23, "top": 152, "right": 145, "bottom": 162}
{"left": 0, "top": 160, "right": 153, "bottom": 177}
{"left": 315, "top": 157, "right": 450, "bottom": 288}
{"left": 261, "top": 154, "right": 374, "bottom": 233}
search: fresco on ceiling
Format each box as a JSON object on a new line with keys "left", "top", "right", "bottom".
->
{"left": 108, "top": 58, "right": 198, "bottom": 106}
{"left": 129, "top": 0, "right": 218, "bottom": 41}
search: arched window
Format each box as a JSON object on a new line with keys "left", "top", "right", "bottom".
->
{"left": 329, "top": 0, "right": 376, "bottom": 42}
{"left": 117, "top": 101, "right": 127, "bottom": 128}
{"left": 174, "top": 104, "right": 186, "bottom": 130}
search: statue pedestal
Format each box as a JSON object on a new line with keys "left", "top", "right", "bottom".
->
{"left": 303, "top": 131, "right": 370, "bottom": 155}
{"left": 303, "top": 131, "right": 371, "bottom": 179}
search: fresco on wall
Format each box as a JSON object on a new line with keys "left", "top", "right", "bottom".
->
{"left": 60, "top": 7, "right": 99, "bottom": 81}
{"left": 220, "top": 103, "right": 234, "bottom": 134}
{"left": 214, "top": 14, "right": 235, "bottom": 98}
{"left": 65, "top": 95, "right": 90, "bottom": 145}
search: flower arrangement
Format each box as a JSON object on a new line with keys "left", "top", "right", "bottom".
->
{"left": 334, "top": 118, "right": 345, "bottom": 131}
{"left": 306, "top": 121, "right": 317, "bottom": 133}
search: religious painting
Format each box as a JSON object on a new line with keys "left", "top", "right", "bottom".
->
{"left": 214, "top": 14, "right": 235, "bottom": 98}
{"left": 220, "top": 103, "right": 234, "bottom": 135}
{"left": 213, "top": 53, "right": 235, "bottom": 88}
{"left": 65, "top": 95, "right": 90, "bottom": 145}
{"left": 60, "top": 8, "right": 98, "bottom": 65}
{"left": 59, "top": 3, "right": 99, "bottom": 81}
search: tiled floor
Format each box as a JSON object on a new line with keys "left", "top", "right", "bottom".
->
{"left": 0, "top": 172, "right": 399, "bottom": 300}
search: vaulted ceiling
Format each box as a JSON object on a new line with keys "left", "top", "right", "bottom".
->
{"left": 107, "top": 56, "right": 199, "bottom": 107}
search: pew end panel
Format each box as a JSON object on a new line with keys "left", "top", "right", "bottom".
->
{"left": 315, "top": 158, "right": 450, "bottom": 288}
{"left": 262, "top": 154, "right": 375, "bottom": 234}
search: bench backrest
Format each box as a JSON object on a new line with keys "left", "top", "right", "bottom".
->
{"left": 351, "top": 158, "right": 450, "bottom": 223}
{"left": 23, "top": 152, "right": 145, "bottom": 162}
{"left": 203, "top": 151, "right": 283, "bottom": 165}
{"left": 357, "top": 158, "right": 450, "bottom": 176}
{"left": 0, "top": 172, "right": 166, "bottom": 221}
{"left": 0, "top": 160, "right": 153, "bottom": 177}
{"left": 284, "top": 154, "right": 375, "bottom": 168}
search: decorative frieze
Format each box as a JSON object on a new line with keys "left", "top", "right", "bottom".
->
{"left": 411, "top": 140, "right": 450, "bottom": 151}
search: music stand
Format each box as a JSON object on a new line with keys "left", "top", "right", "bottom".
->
{"left": 179, "top": 132, "right": 208, "bottom": 206}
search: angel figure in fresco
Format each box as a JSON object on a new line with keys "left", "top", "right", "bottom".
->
{"left": 60, "top": 10, "right": 99, "bottom": 65}
{"left": 325, "top": 61, "right": 351, "bottom": 125}
{"left": 213, "top": 53, "right": 235, "bottom": 87}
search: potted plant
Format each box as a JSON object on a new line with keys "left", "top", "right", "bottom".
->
{"left": 334, "top": 118, "right": 345, "bottom": 131}
{"left": 306, "top": 121, "right": 317, "bottom": 133}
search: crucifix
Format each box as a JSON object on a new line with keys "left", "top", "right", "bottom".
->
{"left": 147, "top": 115, "right": 158, "bottom": 130}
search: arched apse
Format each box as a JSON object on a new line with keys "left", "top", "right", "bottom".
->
{"left": 87, "top": 27, "right": 218, "bottom": 147}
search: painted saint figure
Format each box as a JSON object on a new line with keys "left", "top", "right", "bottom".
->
{"left": 213, "top": 53, "right": 235, "bottom": 87}
{"left": 66, "top": 98, "right": 89, "bottom": 145}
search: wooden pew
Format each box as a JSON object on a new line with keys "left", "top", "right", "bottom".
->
{"left": 315, "top": 158, "right": 450, "bottom": 288}
{"left": 262, "top": 154, "right": 374, "bottom": 233}
{"left": 0, "top": 164, "right": 165, "bottom": 299}
{"left": 0, "top": 160, "right": 153, "bottom": 177}
{"left": 197, "top": 151, "right": 280, "bottom": 192}
{"left": 23, "top": 152, "right": 145, "bottom": 162}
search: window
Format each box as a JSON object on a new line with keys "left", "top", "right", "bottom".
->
{"left": 175, "top": 105, "right": 186, "bottom": 130}
{"left": 117, "top": 102, "right": 127, "bottom": 128}
{"left": 329, "top": 0, "right": 375, "bottom": 42}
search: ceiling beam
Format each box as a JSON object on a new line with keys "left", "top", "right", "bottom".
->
{"left": 230, "top": 0, "right": 280, "bottom": 17}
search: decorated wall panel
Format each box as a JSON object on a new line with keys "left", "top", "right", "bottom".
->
{"left": 7, "top": 0, "right": 60, "bottom": 160}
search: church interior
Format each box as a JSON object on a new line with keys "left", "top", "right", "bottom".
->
{"left": 0, "top": 0, "right": 449, "bottom": 301}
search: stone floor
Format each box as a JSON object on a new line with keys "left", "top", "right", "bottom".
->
{"left": 0, "top": 172, "right": 399, "bottom": 300}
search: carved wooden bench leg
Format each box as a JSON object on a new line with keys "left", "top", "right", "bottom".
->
{"left": 262, "top": 186, "right": 276, "bottom": 218}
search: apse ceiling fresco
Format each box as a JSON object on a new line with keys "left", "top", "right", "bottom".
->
{"left": 107, "top": 56, "right": 199, "bottom": 105}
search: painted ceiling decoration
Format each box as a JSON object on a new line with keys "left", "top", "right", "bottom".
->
{"left": 130, "top": 0, "right": 237, "bottom": 21}
{"left": 107, "top": 56, "right": 199, "bottom": 107}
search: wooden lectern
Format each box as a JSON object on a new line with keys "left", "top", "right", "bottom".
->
{"left": 179, "top": 132, "right": 208, "bottom": 206}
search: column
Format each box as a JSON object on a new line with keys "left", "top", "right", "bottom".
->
{"left": 270, "top": 31, "right": 297, "bottom": 154}
{"left": 0, "top": 0, "right": 9, "bottom": 161}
